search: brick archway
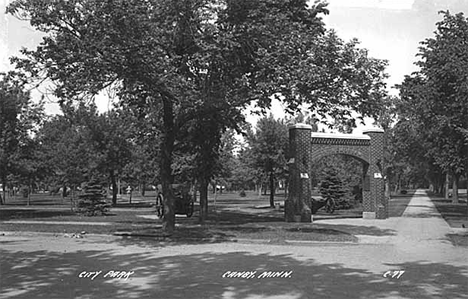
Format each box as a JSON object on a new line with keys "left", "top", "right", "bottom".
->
{"left": 285, "top": 124, "right": 386, "bottom": 222}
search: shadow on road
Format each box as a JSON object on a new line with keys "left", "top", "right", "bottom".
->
{"left": 1, "top": 244, "right": 467, "bottom": 299}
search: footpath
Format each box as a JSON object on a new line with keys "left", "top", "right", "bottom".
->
{"left": 1, "top": 190, "right": 467, "bottom": 299}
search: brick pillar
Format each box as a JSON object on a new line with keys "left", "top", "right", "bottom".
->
{"left": 285, "top": 124, "right": 312, "bottom": 222}
{"left": 362, "top": 163, "right": 372, "bottom": 215}
{"left": 363, "top": 129, "right": 386, "bottom": 219}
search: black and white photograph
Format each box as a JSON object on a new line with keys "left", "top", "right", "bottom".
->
{"left": 1, "top": 0, "right": 467, "bottom": 298}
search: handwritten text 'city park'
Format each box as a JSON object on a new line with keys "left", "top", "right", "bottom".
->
{"left": 222, "top": 271, "right": 292, "bottom": 279}
{"left": 78, "top": 270, "right": 134, "bottom": 280}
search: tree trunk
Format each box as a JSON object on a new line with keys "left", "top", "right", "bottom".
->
{"left": 1, "top": 178, "right": 6, "bottom": 205}
{"left": 269, "top": 172, "right": 275, "bottom": 207}
{"left": 110, "top": 170, "right": 118, "bottom": 205}
{"left": 436, "top": 173, "right": 444, "bottom": 195}
{"left": 160, "top": 95, "right": 176, "bottom": 235}
{"left": 62, "top": 183, "right": 67, "bottom": 198}
{"left": 385, "top": 179, "right": 391, "bottom": 199}
{"left": 284, "top": 180, "right": 288, "bottom": 198}
{"left": 27, "top": 180, "right": 31, "bottom": 206}
{"left": 191, "top": 180, "right": 198, "bottom": 202}
{"left": 396, "top": 174, "right": 401, "bottom": 193}
{"left": 452, "top": 173, "right": 459, "bottom": 203}
{"left": 141, "top": 182, "right": 146, "bottom": 197}
{"left": 199, "top": 177, "right": 209, "bottom": 224}
{"left": 444, "top": 172, "right": 450, "bottom": 200}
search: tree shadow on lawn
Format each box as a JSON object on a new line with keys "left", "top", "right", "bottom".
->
{"left": 112, "top": 202, "right": 155, "bottom": 208}
{"left": 388, "top": 196, "right": 413, "bottom": 218}
{"left": 1, "top": 245, "right": 467, "bottom": 299}
{"left": 402, "top": 213, "right": 445, "bottom": 219}
{"left": 114, "top": 226, "right": 236, "bottom": 246}
{"left": 429, "top": 195, "right": 468, "bottom": 228}
{"left": 2, "top": 194, "right": 73, "bottom": 206}
{"left": 226, "top": 223, "right": 395, "bottom": 238}
{"left": 204, "top": 209, "right": 395, "bottom": 237}
{"left": 307, "top": 224, "right": 396, "bottom": 237}
{"left": 207, "top": 210, "right": 284, "bottom": 225}
{"left": 0, "top": 209, "right": 76, "bottom": 221}
{"left": 0, "top": 207, "right": 159, "bottom": 223}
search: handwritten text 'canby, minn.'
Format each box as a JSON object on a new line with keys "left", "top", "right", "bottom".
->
{"left": 222, "top": 270, "right": 292, "bottom": 279}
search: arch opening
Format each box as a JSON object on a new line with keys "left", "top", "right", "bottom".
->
{"left": 310, "top": 154, "right": 368, "bottom": 216}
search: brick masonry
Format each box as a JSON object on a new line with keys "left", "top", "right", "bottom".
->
{"left": 363, "top": 129, "right": 387, "bottom": 219}
{"left": 286, "top": 125, "right": 387, "bottom": 221}
{"left": 285, "top": 124, "right": 313, "bottom": 222}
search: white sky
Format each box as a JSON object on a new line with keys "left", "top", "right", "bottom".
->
{"left": 1, "top": 0, "right": 467, "bottom": 131}
{"left": 328, "top": 0, "right": 415, "bottom": 10}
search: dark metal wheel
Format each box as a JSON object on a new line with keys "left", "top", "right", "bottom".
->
{"left": 156, "top": 193, "right": 164, "bottom": 217}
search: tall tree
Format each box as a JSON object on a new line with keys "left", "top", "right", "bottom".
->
{"left": 0, "top": 72, "right": 43, "bottom": 204}
{"left": 90, "top": 109, "right": 134, "bottom": 205}
{"left": 397, "top": 11, "right": 468, "bottom": 202}
{"left": 36, "top": 103, "right": 101, "bottom": 196}
{"left": 247, "top": 114, "right": 289, "bottom": 207}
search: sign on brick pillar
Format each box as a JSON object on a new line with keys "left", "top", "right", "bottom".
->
{"left": 363, "top": 129, "right": 386, "bottom": 219}
{"left": 285, "top": 124, "right": 312, "bottom": 222}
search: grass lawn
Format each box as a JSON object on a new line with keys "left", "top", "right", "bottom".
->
{"left": 388, "top": 193, "right": 414, "bottom": 217}
{"left": 0, "top": 190, "right": 413, "bottom": 244}
{"left": 447, "top": 234, "right": 468, "bottom": 247}
{"left": 428, "top": 193, "right": 468, "bottom": 228}
{"left": 428, "top": 192, "right": 468, "bottom": 247}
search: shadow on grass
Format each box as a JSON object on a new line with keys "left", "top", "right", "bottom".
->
{"left": 313, "top": 214, "right": 362, "bottom": 220}
{"left": 115, "top": 225, "right": 235, "bottom": 241}
{"left": 207, "top": 210, "right": 284, "bottom": 225}
{"left": 402, "top": 213, "right": 443, "bottom": 218}
{"left": 0, "top": 209, "right": 76, "bottom": 221}
{"left": 447, "top": 234, "right": 468, "bottom": 247}
{"left": 388, "top": 196, "right": 413, "bottom": 218}
{"left": 1, "top": 194, "right": 72, "bottom": 206}
{"left": 427, "top": 194, "right": 468, "bottom": 228}
{"left": 1, "top": 244, "right": 467, "bottom": 299}
{"left": 112, "top": 202, "right": 155, "bottom": 208}
{"left": 285, "top": 227, "right": 351, "bottom": 235}
{"left": 313, "top": 224, "right": 396, "bottom": 237}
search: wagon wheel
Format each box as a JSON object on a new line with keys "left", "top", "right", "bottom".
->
{"left": 186, "top": 200, "right": 194, "bottom": 218}
{"left": 325, "top": 198, "right": 335, "bottom": 214}
{"left": 156, "top": 193, "right": 164, "bottom": 218}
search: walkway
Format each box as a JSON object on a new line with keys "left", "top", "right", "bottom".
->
{"left": 389, "top": 189, "right": 462, "bottom": 261}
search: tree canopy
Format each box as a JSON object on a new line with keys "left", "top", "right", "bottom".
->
{"left": 0, "top": 72, "right": 44, "bottom": 204}
{"left": 397, "top": 11, "right": 468, "bottom": 201}
{"left": 8, "top": 0, "right": 389, "bottom": 232}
